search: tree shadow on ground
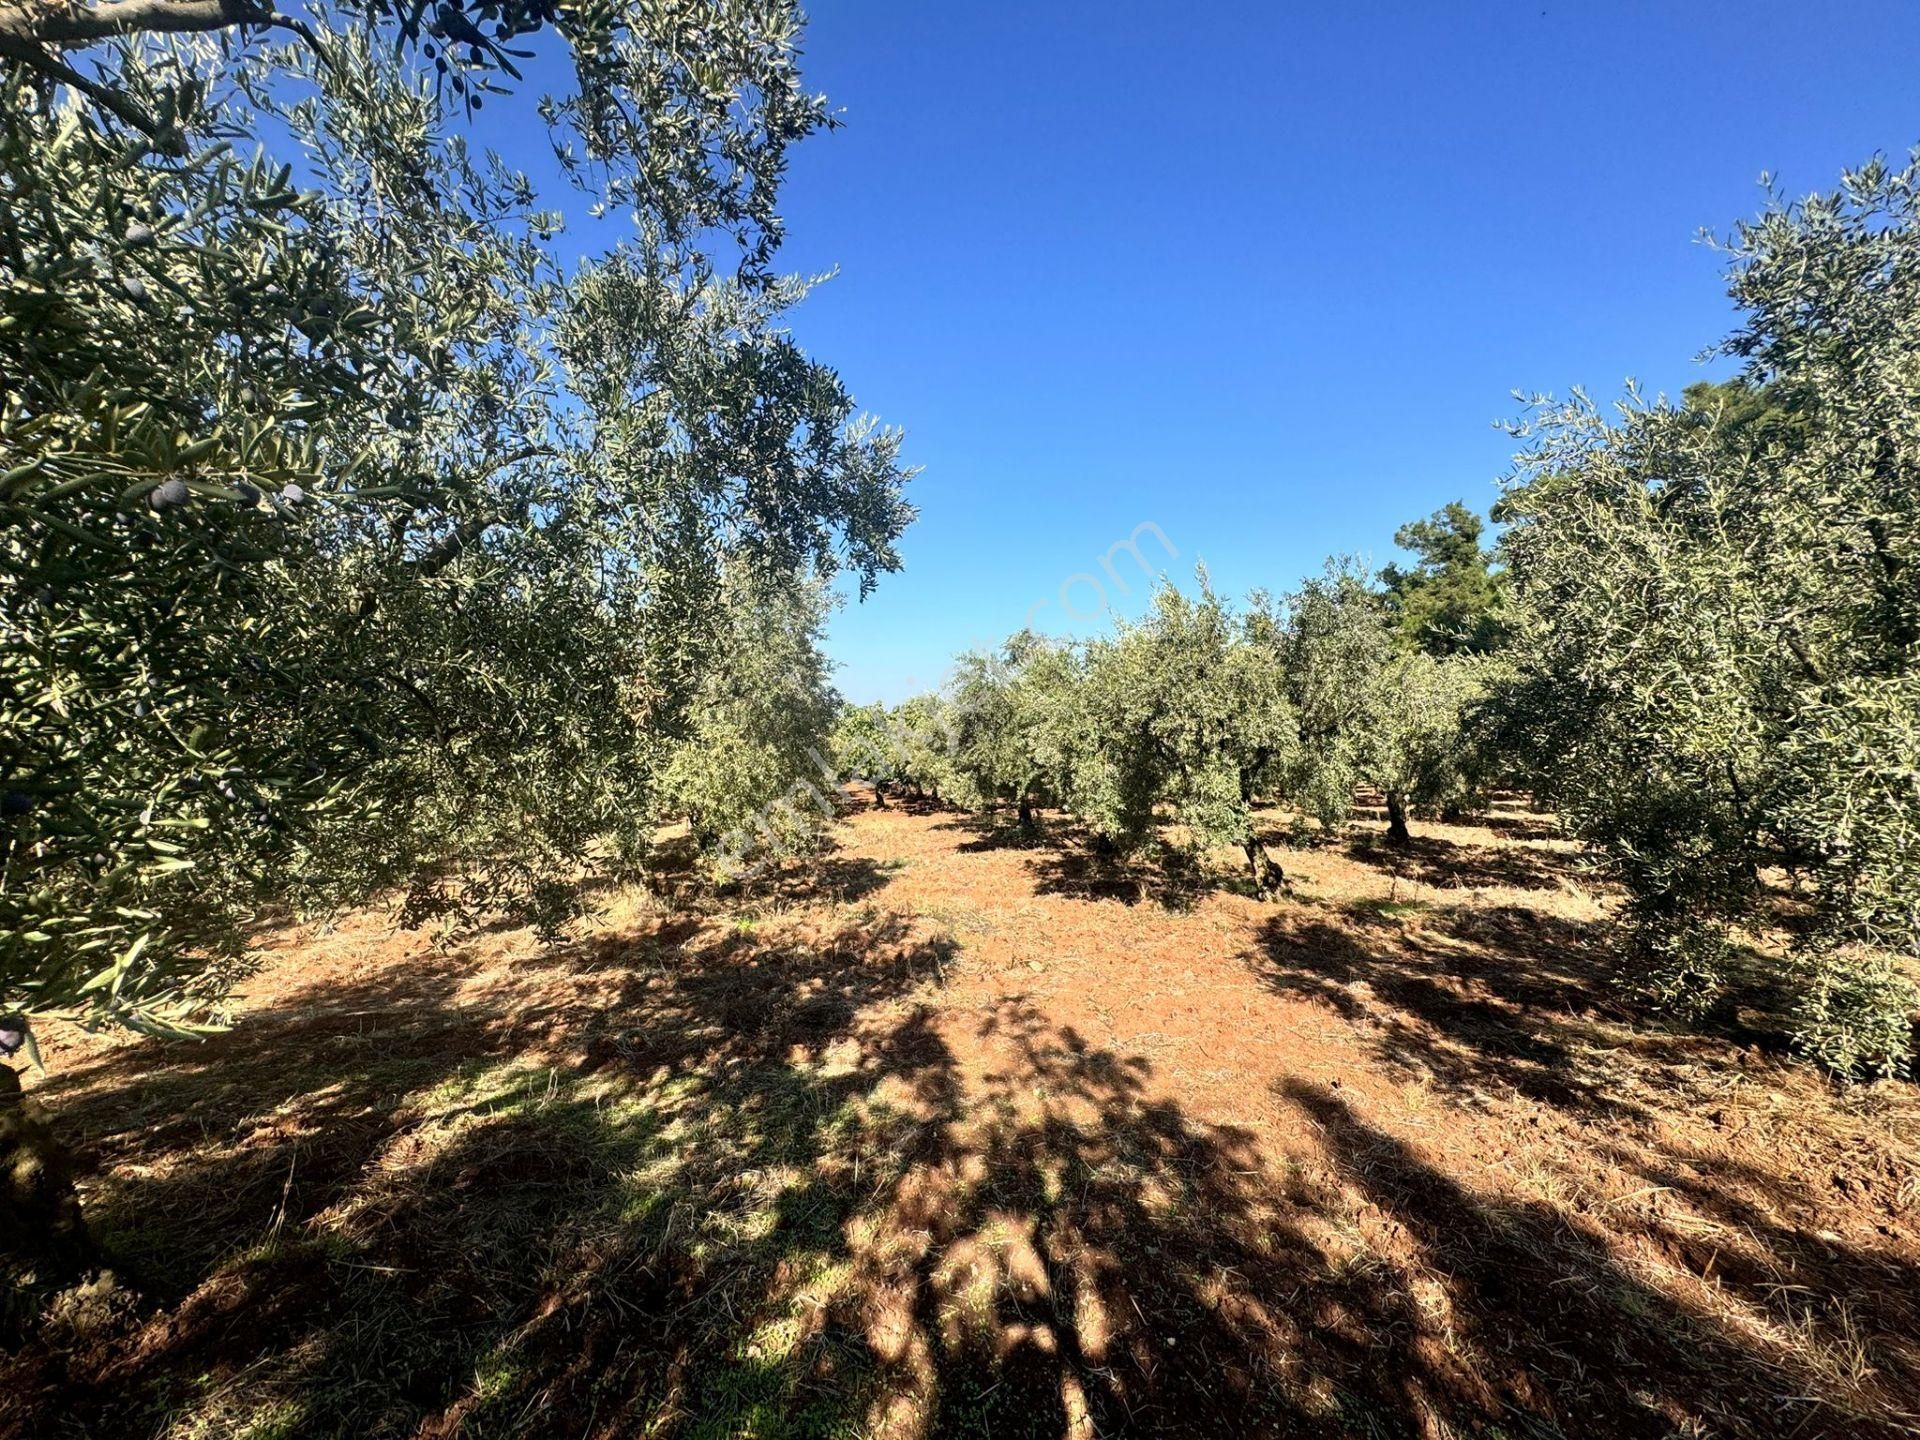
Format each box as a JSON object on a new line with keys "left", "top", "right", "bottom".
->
{"left": 1247, "top": 907, "right": 1920, "bottom": 1436}
{"left": 1342, "top": 829, "right": 1580, "bottom": 893}
{"left": 947, "top": 803, "right": 1582, "bottom": 912}
{"left": 7, "top": 876, "right": 1918, "bottom": 1438}
{"left": 932, "top": 810, "right": 1051, "bottom": 853}
{"left": 1255, "top": 901, "right": 1635, "bottom": 1116}
{"left": 869, "top": 792, "right": 953, "bottom": 818}
{"left": 933, "top": 810, "right": 1218, "bottom": 910}
{"left": 1249, "top": 896, "right": 1814, "bottom": 1121}
{"left": 1272, "top": 1078, "right": 1920, "bottom": 1439}
{"left": 1023, "top": 842, "right": 1214, "bottom": 910}
{"left": 1477, "top": 811, "right": 1563, "bottom": 841}
{"left": 759, "top": 851, "right": 901, "bottom": 907}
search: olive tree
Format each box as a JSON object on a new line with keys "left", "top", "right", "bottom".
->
{"left": 2, "top": 3, "right": 908, "bottom": 1031}
{"left": 1277, "top": 559, "right": 1393, "bottom": 834}
{"left": 887, "top": 693, "right": 960, "bottom": 803}
{"left": 1497, "top": 154, "right": 1920, "bottom": 1076}
{"left": 1360, "top": 651, "right": 1496, "bottom": 843}
{"left": 948, "top": 632, "right": 1080, "bottom": 831}
{"left": 831, "top": 701, "right": 904, "bottom": 808}
{"left": 2, "top": 1, "right": 912, "bottom": 1283}
{"left": 1072, "top": 580, "right": 1295, "bottom": 893}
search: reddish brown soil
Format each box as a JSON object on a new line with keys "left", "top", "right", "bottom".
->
{"left": 5, "top": 798, "right": 1917, "bottom": 1439}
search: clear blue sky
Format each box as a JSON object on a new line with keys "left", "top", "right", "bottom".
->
{"left": 766, "top": 1, "right": 1920, "bottom": 702}
{"left": 518, "top": 3, "right": 1920, "bottom": 702}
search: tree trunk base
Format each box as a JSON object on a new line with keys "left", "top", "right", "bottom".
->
{"left": 1244, "top": 840, "right": 1285, "bottom": 898}
{"left": 3, "top": 1063, "right": 94, "bottom": 1338}
{"left": 1385, "top": 792, "right": 1412, "bottom": 846}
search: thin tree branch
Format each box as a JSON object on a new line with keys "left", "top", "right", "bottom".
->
{"left": 255, "top": 9, "right": 334, "bottom": 70}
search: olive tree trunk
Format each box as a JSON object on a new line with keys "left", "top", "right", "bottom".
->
{"left": 1385, "top": 791, "right": 1412, "bottom": 845}
{"left": 1243, "top": 837, "right": 1284, "bottom": 897}
{"left": 2, "top": 1063, "right": 93, "bottom": 1330}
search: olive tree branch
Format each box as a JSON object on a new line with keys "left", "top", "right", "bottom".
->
{"left": 0, "top": 31, "right": 163, "bottom": 134}
{"left": 2, "top": 0, "right": 268, "bottom": 46}
{"left": 0, "top": 0, "right": 335, "bottom": 83}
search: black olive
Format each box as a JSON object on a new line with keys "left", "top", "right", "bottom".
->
{"left": 149, "top": 477, "right": 190, "bottom": 510}
{"left": 1, "top": 789, "right": 32, "bottom": 816}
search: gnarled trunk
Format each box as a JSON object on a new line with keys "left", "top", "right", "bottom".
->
{"left": 1243, "top": 837, "right": 1284, "bottom": 897}
{"left": 1385, "top": 791, "right": 1411, "bottom": 845}
{"left": 1017, "top": 791, "right": 1034, "bottom": 832}
{"left": 3, "top": 1064, "right": 93, "bottom": 1334}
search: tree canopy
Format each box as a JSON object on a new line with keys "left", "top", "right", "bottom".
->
{"left": 1495, "top": 155, "right": 1920, "bottom": 1076}
{"left": 1, "top": 2, "right": 912, "bottom": 1033}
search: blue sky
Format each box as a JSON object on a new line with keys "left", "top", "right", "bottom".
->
{"left": 755, "top": 1, "right": 1920, "bottom": 702}
{"left": 500, "top": 3, "right": 1920, "bottom": 702}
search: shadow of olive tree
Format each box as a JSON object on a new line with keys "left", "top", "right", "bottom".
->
{"left": 5, "top": 876, "right": 1916, "bottom": 1439}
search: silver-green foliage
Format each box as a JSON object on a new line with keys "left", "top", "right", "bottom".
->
{"left": 1, "top": 6, "right": 911, "bottom": 1031}
{"left": 884, "top": 693, "right": 960, "bottom": 802}
{"left": 1361, "top": 651, "right": 1499, "bottom": 827}
{"left": 1071, "top": 579, "right": 1294, "bottom": 888}
{"left": 947, "top": 632, "right": 1081, "bottom": 823}
{"left": 1275, "top": 560, "right": 1391, "bottom": 831}
{"left": 662, "top": 570, "right": 839, "bottom": 876}
{"left": 829, "top": 700, "right": 901, "bottom": 800}
{"left": 1497, "top": 154, "right": 1920, "bottom": 1076}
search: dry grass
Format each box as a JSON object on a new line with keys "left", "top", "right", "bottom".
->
{"left": 5, "top": 797, "right": 1918, "bottom": 1439}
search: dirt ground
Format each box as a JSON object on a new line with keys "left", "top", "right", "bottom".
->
{"left": 5, "top": 796, "right": 1918, "bottom": 1439}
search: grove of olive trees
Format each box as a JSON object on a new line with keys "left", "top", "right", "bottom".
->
{"left": 1, "top": 0, "right": 910, "bottom": 1278}
{"left": 4, "top": 7, "right": 1919, "bottom": 1393}
{"left": 880, "top": 154, "right": 1920, "bottom": 1072}
{"left": 2, "top": 1, "right": 910, "bottom": 1039}
{"left": 887, "top": 557, "right": 1498, "bottom": 897}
